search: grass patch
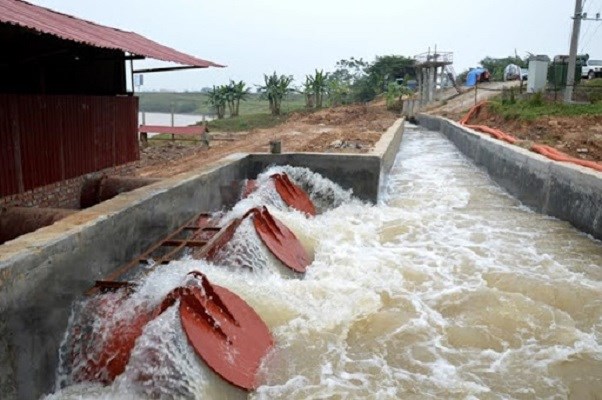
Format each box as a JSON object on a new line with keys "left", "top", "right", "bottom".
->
{"left": 208, "top": 113, "right": 291, "bottom": 132}
{"left": 138, "top": 92, "right": 305, "bottom": 116}
{"left": 489, "top": 97, "right": 602, "bottom": 121}
{"left": 146, "top": 134, "right": 202, "bottom": 146}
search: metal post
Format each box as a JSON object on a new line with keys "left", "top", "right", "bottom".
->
{"left": 140, "top": 112, "right": 147, "bottom": 147}
{"left": 129, "top": 57, "right": 135, "bottom": 95}
{"left": 170, "top": 102, "right": 175, "bottom": 141}
{"left": 565, "top": 0, "right": 583, "bottom": 103}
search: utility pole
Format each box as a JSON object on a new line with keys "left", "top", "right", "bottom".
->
{"left": 564, "top": 0, "right": 583, "bottom": 103}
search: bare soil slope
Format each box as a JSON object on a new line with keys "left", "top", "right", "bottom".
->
{"left": 136, "top": 103, "right": 398, "bottom": 178}
{"left": 469, "top": 106, "right": 602, "bottom": 161}
{"left": 427, "top": 82, "right": 602, "bottom": 161}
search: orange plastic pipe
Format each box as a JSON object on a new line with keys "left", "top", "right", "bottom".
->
{"left": 459, "top": 104, "right": 602, "bottom": 173}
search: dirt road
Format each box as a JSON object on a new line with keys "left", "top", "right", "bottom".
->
{"left": 426, "top": 81, "right": 521, "bottom": 118}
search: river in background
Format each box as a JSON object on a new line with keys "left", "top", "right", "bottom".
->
{"left": 47, "top": 123, "right": 602, "bottom": 399}
{"left": 138, "top": 112, "right": 212, "bottom": 127}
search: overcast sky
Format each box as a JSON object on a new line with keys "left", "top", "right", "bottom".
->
{"left": 29, "top": 0, "right": 602, "bottom": 91}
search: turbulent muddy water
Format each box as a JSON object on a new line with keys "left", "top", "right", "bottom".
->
{"left": 48, "top": 124, "right": 602, "bottom": 399}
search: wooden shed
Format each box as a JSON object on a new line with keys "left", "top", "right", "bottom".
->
{"left": 0, "top": 0, "right": 222, "bottom": 204}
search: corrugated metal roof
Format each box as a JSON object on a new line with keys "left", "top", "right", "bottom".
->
{"left": 0, "top": 0, "right": 224, "bottom": 68}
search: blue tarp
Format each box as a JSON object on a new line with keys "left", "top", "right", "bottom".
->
{"left": 466, "top": 68, "right": 486, "bottom": 87}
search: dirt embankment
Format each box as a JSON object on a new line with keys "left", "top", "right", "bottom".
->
{"left": 465, "top": 105, "right": 602, "bottom": 161}
{"left": 427, "top": 82, "right": 602, "bottom": 162}
{"left": 136, "top": 103, "right": 399, "bottom": 178}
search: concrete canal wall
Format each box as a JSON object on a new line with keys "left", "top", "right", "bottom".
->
{"left": 417, "top": 114, "right": 602, "bottom": 241}
{"left": 0, "top": 120, "right": 404, "bottom": 399}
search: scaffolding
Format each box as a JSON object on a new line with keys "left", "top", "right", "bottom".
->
{"left": 414, "top": 49, "right": 459, "bottom": 106}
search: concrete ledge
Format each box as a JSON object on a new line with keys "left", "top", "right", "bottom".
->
{"left": 417, "top": 113, "right": 602, "bottom": 240}
{"left": 371, "top": 118, "right": 405, "bottom": 175}
{"left": 371, "top": 118, "right": 405, "bottom": 194}
{"left": 0, "top": 119, "right": 404, "bottom": 399}
{"left": 245, "top": 117, "right": 405, "bottom": 203}
{"left": 246, "top": 152, "right": 381, "bottom": 202}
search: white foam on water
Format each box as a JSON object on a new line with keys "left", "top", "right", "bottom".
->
{"left": 49, "top": 133, "right": 602, "bottom": 399}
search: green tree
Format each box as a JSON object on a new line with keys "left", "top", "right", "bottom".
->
{"left": 352, "top": 75, "right": 381, "bottom": 102}
{"left": 308, "top": 69, "right": 329, "bottom": 108}
{"left": 385, "top": 82, "right": 413, "bottom": 110}
{"left": 326, "top": 76, "right": 350, "bottom": 107}
{"left": 302, "top": 76, "right": 314, "bottom": 109}
{"left": 259, "top": 72, "right": 294, "bottom": 116}
{"left": 328, "top": 55, "right": 415, "bottom": 103}
{"left": 226, "top": 80, "right": 249, "bottom": 117}
{"left": 330, "top": 57, "right": 369, "bottom": 86}
{"left": 207, "top": 85, "right": 227, "bottom": 119}
{"left": 366, "top": 55, "right": 416, "bottom": 92}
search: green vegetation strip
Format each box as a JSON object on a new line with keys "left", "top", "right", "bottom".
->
{"left": 208, "top": 113, "right": 291, "bottom": 133}
{"left": 489, "top": 99, "right": 602, "bottom": 121}
{"left": 138, "top": 92, "right": 305, "bottom": 116}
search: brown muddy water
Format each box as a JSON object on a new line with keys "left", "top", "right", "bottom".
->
{"left": 47, "top": 124, "right": 602, "bottom": 399}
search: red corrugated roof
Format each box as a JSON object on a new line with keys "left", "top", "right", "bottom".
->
{"left": 0, "top": 0, "right": 224, "bottom": 68}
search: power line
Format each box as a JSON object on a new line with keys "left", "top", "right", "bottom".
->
{"left": 582, "top": 21, "right": 602, "bottom": 52}
{"left": 579, "top": 0, "right": 602, "bottom": 52}
{"left": 580, "top": 5, "right": 593, "bottom": 51}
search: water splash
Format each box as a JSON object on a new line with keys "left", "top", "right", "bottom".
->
{"left": 49, "top": 131, "right": 602, "bottom": 399}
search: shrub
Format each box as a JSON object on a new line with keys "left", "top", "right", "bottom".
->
{"left": 583, "top": 78, "right": 602, "bottom": 103}
{"left": 528, "top": 91, "right": 544, "bottom": 107}
{"left": 501, "top": 87, "right": 517, "bottom": 105}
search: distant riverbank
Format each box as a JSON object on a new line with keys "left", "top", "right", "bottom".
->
{"left": 138, "top": 92, "right": 305, "bottom": 116}
{"left": 138, "top": 112, "right": 212, "bottom": 127}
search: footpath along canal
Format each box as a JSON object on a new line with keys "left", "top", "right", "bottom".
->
{"left": 47, "top": 123, "right": 601, "bottom": 399}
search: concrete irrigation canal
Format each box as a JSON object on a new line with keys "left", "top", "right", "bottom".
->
{"left": 1, "top": 118, "right": 601, "bottom": 399}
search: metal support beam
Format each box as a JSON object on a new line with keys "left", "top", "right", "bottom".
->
{"left": 133, "top": 65, "right": 207, "bottom": 74}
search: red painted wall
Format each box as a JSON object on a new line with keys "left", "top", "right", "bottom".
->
{"left": 0, "top": 94, "right": 139, "bottom": 197}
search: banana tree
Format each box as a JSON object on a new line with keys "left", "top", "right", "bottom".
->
{"left": 259, "top": 72, "right": 294, "bottom": 116}
{"left": 327, "top": 77, "right": 350, "bottom": 107}
{"left": 385, "top": 82, "right": 413, "bottom": 110}
{"left": 303, "top": 76, "right": 314, "bottom": 109}
{"left": 207, "top": 85, "right": 227, "bottom": 119}
{"left": 310, "top": 69, "right": 329, "bottom": 108}
{"left": 229, "top": 80, "right": 249, "bottom": 117}
{"left": 224, "top": 84, "right": 235, "bottom": 118}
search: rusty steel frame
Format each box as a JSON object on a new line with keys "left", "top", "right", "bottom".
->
{"left": 87, "top": 212, "right": 226, "bottom": 296}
